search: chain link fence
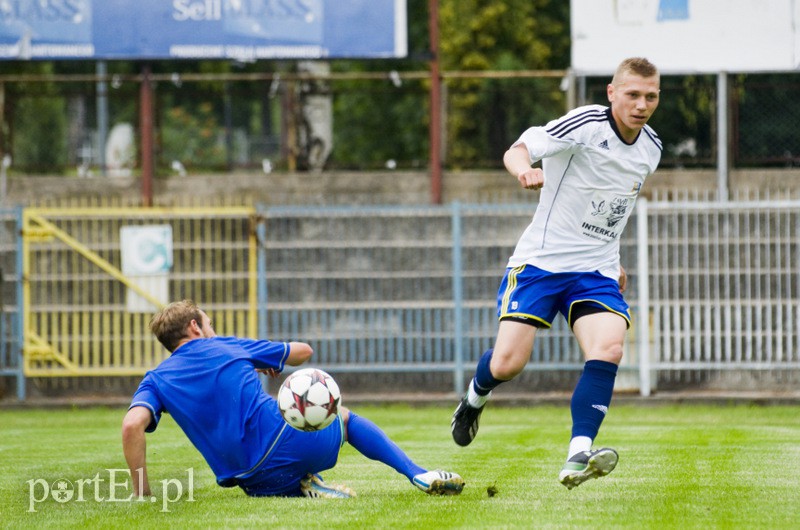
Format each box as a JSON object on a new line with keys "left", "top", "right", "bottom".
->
{"left": 2, "top": 69, "right": 799, "bottom": 177}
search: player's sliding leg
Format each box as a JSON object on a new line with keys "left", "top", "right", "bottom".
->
{"left": 346, "top": 411, "right": 465, "bottom": 495}
{"left": 559, "top": 359, "right": 619, "bottom": 489}
{"left": 411, "top": 470, "right": 465, "bottom": 495}
{"left": 300, "top": 473, "right": 357, "bottom": 498}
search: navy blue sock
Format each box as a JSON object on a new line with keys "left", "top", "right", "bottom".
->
{"left": 473, "top": 349, "right": 505, "bottom": 395}
{"left": 346, "top": 412, "right": 425, "bottom": 481}
{"left": 570, "top": 360, "right": 619, "bottom": 439}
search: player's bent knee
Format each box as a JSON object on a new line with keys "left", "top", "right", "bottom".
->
{"left": 489, "top": 353, "right": 528, "bottom": 380}
{"left": 607, "top": 344, "right": 624, "bottom": 364}
{"left": 588, "top": 344, "right": 623, "bottom": 364}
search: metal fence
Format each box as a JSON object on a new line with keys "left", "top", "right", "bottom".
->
{"left": 0, "top": 207, "right": 258, "bottom": 399}
{"left": 259, "top": 200, "right": 800, "bottom": 395}
{"left": 258, "top": 203, "right": 583, "bottom": 395}
{"left": 1, "top": 200, "right": 799, "bottom": 400}
{"left": 635, "top": 199, "right": 800, "bottom": 394}
{"left": 0, "top": 207, "right": 21, "bottom": 399}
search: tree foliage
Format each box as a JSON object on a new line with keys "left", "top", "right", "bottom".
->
{"left": 439, "top": 0, "right": 569, "bottom": 71}
{"left": 328, "top": 0, "right": 431, "bottom": 169}
{"left": 5, "top": 3, "right": 794, "bottom": 174}
{"left": 6, "top": 62, "right": 68, "bottom": 172}
{"left": 331, "top": 0, "right": 570, "bottom": 169}
{"left": 438, "top": 0, "right": 570, "bottom": 166}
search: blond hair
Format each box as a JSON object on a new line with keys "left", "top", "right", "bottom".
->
{"left": 612, "top": 57, "right": 659, "bottom": 85}
{"left": 150, "top": 300, "right": 203, "bottom": 352}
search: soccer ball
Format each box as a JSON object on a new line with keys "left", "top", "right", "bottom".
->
{"left": 277, "top": 368, "right": 341, "bottom": 431}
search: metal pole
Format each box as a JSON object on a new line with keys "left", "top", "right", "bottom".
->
{"left": 139, "top": 64, "right": 155, "bottom": 207}
{"left": 717, "top": 72, "right": 729, "bottom": 202}
{"left": 0, "top": 266, "right": 3, "bottom": 370}
{"left": 451, "top": 201, "right": 464, "bottom": 393}
{"left": 15, "top": 206, "right": 24, "bottom": 400}
{"left": 636, "top": 198, "right": 651, "bottom": 396}
{"left": 0, "top": 154, "right": 9, "bottom": 205}
{"left": 284, "top": 81, "right": 297, "bottom": 172}
{"left": 565, "top": 68, "right": 577, "bottom": 112}
{"left": 224, "top": 81, "right": 234, "bottom": 171}
{"left": 256, "top": 206, "right": 270, "bottom": 393}
{"left": 577, "top": 75, "right": 587, "bottom": 107}
{"left": 0, "top": 82, "right": 5, "bottom": 180}
{"left": 96, "top": 61, "right": 108, "bottom": 176}
{"left": 257, "top": 208, "right": 268, "bottom": 340}
{"left": 428, "top": 0, "right": 442, "bottom": 204}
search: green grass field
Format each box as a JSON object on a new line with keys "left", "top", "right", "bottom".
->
{"left": 2, "top": 403, "right": 799, "bottom": 529}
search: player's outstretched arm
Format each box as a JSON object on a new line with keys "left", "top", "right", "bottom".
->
{"left": 286, "top": 341, "right": 313, "bottom": 367}
{"left": 122, "top": 406, "right": 153, "bottom": 497}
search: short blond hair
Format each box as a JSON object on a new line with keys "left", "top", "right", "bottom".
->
{"left": 612, "top": 57, "right": 659, "bottom": 85}
{"left": 150, "top": 300, "right": 203, "bottom": 352}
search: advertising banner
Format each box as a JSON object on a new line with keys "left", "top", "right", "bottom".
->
{"left": 0, "top": 0, "right": 407, "bottom": 60}
{"left": 572, "top": 0, "right": 800, "bottom": 74}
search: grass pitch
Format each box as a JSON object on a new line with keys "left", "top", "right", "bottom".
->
{"left": 2, "top": 403, "right": 799, "bottom": 529}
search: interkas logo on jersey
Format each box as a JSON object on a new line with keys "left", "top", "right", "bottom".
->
{"left": 581, "top": 195, "right": 635, "bottom": 240}
{"left": 581, "top": 222, "right": 618, "bottom": 239}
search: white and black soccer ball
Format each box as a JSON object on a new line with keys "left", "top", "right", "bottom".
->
{"left": 277, "top": 368, "right": 341, "bottom": 432}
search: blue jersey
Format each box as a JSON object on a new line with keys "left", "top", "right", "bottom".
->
{"left": 129, "top": 336, "right": 291, "bottom": 485}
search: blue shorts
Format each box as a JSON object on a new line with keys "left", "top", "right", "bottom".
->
{"left": 497, "top": 265, "right": 631, "bottom": 329}
{"left": 237, "top": 415, "right": 346, "bottom": 497}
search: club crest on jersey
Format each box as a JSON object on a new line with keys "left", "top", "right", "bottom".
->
{"left": 631, "top": 182, "right": 642, "bottom": 193}
{"left": 607, "top": 197, "right": 630, "bottom": 227}
{"left": 598, "top": 139, "right": 610, "bottom": 150}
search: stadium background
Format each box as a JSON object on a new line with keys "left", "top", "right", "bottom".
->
{"left": 1, "top": 1, "right": 800, "bottom": 402}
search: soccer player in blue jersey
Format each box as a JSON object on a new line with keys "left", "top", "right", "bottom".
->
{"left": 451, "top": 57, "right": 662, "bottom": 489}
{"left": 123, "top": 300, "right": 464, "bottom": 498}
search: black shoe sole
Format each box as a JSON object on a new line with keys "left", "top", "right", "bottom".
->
{"left": 451, "top": 401, "right": 483, "bottom": 447}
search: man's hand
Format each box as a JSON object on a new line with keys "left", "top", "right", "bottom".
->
{"left": 504, "top": 144, "right": 543, "bottom": 191}
{"left": 618, "top": 265, "right": 627, "bottom": 293}
{"left": 256, "top": 368, "right": 280, "bottom": 378}
{"left": 517, "top": 168, "right": 544, "bottom": 190}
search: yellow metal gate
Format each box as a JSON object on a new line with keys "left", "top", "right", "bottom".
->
{"left": 22, "top": 207, "right": 258, "bottom": 376}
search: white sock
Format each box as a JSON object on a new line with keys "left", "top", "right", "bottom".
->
{"left": 466, "top": 380, "right": 491, "bottom": 408}
{"left": 567, "top": 436, "right": 593, "bottom": 460}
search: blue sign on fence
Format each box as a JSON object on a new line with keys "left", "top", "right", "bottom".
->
{"left": 0, "top": 0, "right": 407, "bottom": 60}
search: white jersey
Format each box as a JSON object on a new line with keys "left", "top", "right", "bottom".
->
{"left": 508, "top": 104, "right": 662, "bottom": 279}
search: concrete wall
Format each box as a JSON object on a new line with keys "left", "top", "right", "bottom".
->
{"left": 5, "top": 168, "right": 800, "bottom": 207}
{"left": 644, "top": 168, "right": 800, "bottom": 200}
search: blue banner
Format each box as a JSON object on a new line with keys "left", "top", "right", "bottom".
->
{"left": 0, "top": 0, "right": 407, "bottom": 60}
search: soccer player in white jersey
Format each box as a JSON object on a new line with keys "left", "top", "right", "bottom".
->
{"left": 451, "top": 57, "right": 662, "bottom": 490}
